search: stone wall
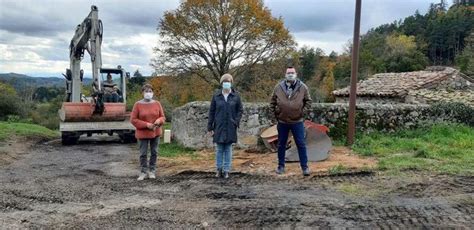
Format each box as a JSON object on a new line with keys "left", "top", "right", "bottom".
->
{"left": 172, "top": 101, "right": 469, "bottom": 149}
{"left": 335, "top": 96, "right": 405, "bottom": 104}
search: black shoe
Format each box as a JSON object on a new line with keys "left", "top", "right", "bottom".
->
{"left": 216, "top": 169, "right": 222, "bottom": 178}
{"left": 276, "top": 166, "right": 285, "bottom": 175}
{"left": 302, "top": 168, "right": 310, "bottom": 176}
{"left": 223, "top": 171, "right": 229, "bottom": 179}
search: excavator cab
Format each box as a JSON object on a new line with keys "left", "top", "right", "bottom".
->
{"left": 100, "top": 67, "right": 127, "bottom": 103}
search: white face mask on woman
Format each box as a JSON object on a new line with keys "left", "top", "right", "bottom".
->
{"left": 144, "top": 92, "right": 153, "bottom": 100}
{"left": 222, "top": 82, "right": 232, "bottom": 90}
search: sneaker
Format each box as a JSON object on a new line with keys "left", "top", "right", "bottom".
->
{"left": 148, "top": 170, "right": 156, "bottom": 179}
{"left": 302, "top": 168, "right": 310, "bottom": 176}
{"left": 223, "top": 171, "right": 229, "bottom": 179}
{"left": 137, "top": 172, "right": 147, "bottom": 181}
{"left": 276, "top": 166, "right": 285, "bottom": 175}
{"left": 216, "top": 169, "right": 223, "bottom": 178}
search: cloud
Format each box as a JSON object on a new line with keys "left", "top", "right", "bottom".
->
{"left": 0, "top": 0, "right": 437, "bottom": 76}
{"left": 268, "top": 0, "right": 434, "bottom": 34}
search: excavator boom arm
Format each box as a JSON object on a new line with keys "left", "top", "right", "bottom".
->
{"left": 68, "top": 5, "right": 103, "bottom": 102}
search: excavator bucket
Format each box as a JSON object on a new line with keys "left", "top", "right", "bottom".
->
{"left": 59, "top": 102, "right": 127, "bottom": 122}
{"left": 260, "top": 121, "right": 332, "bottom": 162}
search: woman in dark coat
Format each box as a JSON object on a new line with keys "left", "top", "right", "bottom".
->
{"left": 207, "top": 73, "right": 243, "bottom": 179}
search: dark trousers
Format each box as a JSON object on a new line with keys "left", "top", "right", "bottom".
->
{"left": 139, "top": 137, "right": 159, "bottom": 173}
{"left": 104, "top": 93, "right": 119, "bottom": 102}
{"left": 277, "top": 122, "right": 308, "bottom": 169}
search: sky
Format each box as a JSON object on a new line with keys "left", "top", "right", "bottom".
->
{"left": 0, "top": 0, "right": 440, "bottom": 77}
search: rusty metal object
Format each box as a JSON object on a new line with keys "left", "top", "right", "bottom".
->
{"left": 59, "top": 102, "right": 127, "bottom": 122}
{"left": 286, "top": 121, "right": 332, "bottom": 162}
{"left": 260, "top": 125, "right": 280, "bottom": 152}
{"left": 260, "top": 121, "right": 332, "bottom": 162}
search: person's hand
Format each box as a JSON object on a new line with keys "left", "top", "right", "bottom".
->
{"left": 146, "top": 123, "right": 155, "bottom": 130}
{"left": 153, "top": 119, "right": 162, "bottom": 127}
{"left": 207, "top": 131, "right": 214, "bottom": 137}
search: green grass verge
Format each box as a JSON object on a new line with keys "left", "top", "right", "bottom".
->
{"left": 162, "top": 122, "right": 172, "bottom": 131}
{"left": 0, "top": 122, "right": 59, "bottom": 142}
{"left": 352, "top": 123, "right": 474, "bottom": 175}
{"left": 159, "top": 141, "right": 195, "bottom": 158}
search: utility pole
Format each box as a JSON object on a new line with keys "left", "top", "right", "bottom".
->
{"left": 347, "top": 0, "right": 362, "bottom": 145}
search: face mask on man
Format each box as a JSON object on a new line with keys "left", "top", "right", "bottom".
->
{"left": 222, "top": 82, "right": 232, "bottom": 90}
{"left": 144, "top": 92, "right": 153, "bottom": 100}
{"left": 285, "top": 73, "right": 297, "bottom": 81}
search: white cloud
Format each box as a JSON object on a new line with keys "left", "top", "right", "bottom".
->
{"left": 0, "top": 0, "right": 436, "bottom": 77}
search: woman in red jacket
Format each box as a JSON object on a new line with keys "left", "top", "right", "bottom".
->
{"left": 130, "top": 83, "right": 166, "bottom": 181}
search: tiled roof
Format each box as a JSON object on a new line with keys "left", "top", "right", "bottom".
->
{"left": 407, "top": 89, "right": 474, "bottom": 107}
{"left": 332, "top": 67, "right": 463, "bottom": 97}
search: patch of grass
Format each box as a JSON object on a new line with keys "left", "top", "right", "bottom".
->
{"left": 336, "top": 183, "right": 364, "bottom": 195}
{"left": 328, "top": 164, "right": 348, "bottom": 175}
{"left": 0, "top": 122, "right": 58, "bottom": 142}
{"left": 353, "top": 123, "right": 474, "bottom": 175}
{"left": 162, "top": 122, "right": 172, "bottom": 131}
{"left": 159, "top": 141, "right": 195, "bottom": 158}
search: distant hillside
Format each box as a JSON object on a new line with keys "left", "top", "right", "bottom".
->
{"left": 0, "top": 73, "right": 92, "bottom": 91}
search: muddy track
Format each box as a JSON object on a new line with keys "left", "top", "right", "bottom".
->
{"left": 0, "top": 138, "right": 473, "bottom": 229}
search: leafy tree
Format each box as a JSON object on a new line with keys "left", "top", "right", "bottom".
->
{"left": 319, "top": 61, "right": 336, "bottom": 102}
{"left": 456, "top": 31, "right": 474, "bottom": 75}
{"left": 0, "top": 82, "right": 23, "bottom": 119}
{"left": 297, "top": 47, "right": 324, "bottom": 82}
{"left": 333, "top": 55, "right": 352, "bottom": 88}
{"left": 152, "top": 0, "right": 295, "bottom": 85}
{"left": 383, "top": 34, "right": 428, "bottom": 72}
{"left": 33, "top": 86, "right": 64, "bottom": 102}
{"left": 329, "top": 51, "right": 338, "bottom": 61}
{"left": 133, "top": 69, "right": 143, "bottom": 78}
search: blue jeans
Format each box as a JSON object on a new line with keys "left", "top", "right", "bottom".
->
{"left": 277, "top": 122, "right": 308, "bottom": 169}
{"left": 216, "top": 143, "right": 233, "bottom": 172}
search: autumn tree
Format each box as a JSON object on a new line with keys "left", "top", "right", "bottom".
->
{"left": 318, "top": 61, "right": 336, "bottom": 102}
{"left": 383, "top": 34, "right": 428, "bottom": 72}
{"left": 152, "top": 0, "right": 295, "bottom": 85}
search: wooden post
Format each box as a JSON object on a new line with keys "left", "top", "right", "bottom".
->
{"left": 347, "top": 0, "right": 362, "bottom": 145}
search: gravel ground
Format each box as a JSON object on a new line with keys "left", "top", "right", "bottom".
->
{"left": 0, "top": 136, "right": 472, "bottom": 229}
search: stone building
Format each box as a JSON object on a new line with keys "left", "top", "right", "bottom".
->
{"left": 332, "top": 67, "right": 474, "bottom": 106}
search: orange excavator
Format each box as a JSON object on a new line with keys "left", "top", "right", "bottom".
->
{"left": 59, "top": 5, "right": 135, "bottom": 145}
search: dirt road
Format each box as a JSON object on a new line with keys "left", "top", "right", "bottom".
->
{"left": 1, "top": 137, "right": 473, "bottom": 229}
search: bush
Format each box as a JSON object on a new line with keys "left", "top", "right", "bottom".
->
{"left": 431, "top": 102, "right": 474, "bottom": 126}
{"left": 0, "top": 82, "right": 25, "bottom": 119}
{"left": 6, "top": 115, "right": 21, "bottom": 123}
{"left": 29, "top": 97, "right": 63, "bottom": 130}
{"left": 159, "top": 98, "right": 174, "bottom": 122}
